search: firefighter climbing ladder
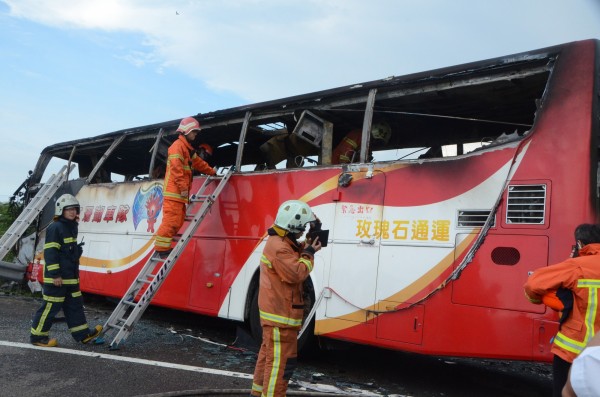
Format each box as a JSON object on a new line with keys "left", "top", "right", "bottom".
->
{"left": 0, "top": 164, "right": 73, "bottom": 261}
{"left": 102, "top": 167, "right": 234, "bottom": 349}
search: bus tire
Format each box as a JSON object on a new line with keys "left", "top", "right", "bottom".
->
{"left": 248, "top": 279, "right": 316, "bottom": 355}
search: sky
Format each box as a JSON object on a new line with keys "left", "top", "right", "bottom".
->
{"left": 0, "top": 0, "right": 599, "bottom": 202}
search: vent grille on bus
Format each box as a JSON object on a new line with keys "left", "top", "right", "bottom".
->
{"left": 457, "top": 210, "right": 495, "bottom": 227}
{"left": 506, "top": 184, "right": 546, "bottom": 224}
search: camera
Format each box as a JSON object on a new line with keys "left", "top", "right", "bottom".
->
{"left": 307, "top": 219, "right": 328, "bottom": 247}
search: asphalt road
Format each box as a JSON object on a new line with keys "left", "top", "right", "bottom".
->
{"left": 0, "top": 291, "right": 553, "bottom": 396}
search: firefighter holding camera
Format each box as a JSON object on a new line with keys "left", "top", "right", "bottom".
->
{"left": 250, "top": 200, "right": 323, "bottom": 396}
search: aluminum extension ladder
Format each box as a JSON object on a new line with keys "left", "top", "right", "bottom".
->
{"left": 101, "top": 167, "right": 234, "bottom": 349}
{"left": 0, "top": 164, "right": 73, "bottom": 261}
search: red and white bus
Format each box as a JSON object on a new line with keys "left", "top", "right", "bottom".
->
{"left": 19, "top": 39, "right": 600, "bottom": 362}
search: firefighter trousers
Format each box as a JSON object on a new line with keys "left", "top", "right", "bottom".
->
{"left": 251, "top": 326, "right": 298, "bottom": 397}
{"left": 30, "top": 283, "right": 92, "bottom": 342}
{"left": 155, "top": 199, "right": 186, "bottom": 252}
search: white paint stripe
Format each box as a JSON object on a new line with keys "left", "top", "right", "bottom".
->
{"left": 0, "top": 340, "right": 253, "bottom": 380}
{"left": 0, "top": 340, "right": 376, "bottom": 394}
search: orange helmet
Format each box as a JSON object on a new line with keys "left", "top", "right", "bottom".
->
{"left": 198, "top": 143, "right": 213, "bottom": 155}
{"left": 176, "top": 117, "right": 201, "bottom": 135}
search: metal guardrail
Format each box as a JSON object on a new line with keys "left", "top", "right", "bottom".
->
{"left": 0, "top": 260, "right": 26, "bottom": 282}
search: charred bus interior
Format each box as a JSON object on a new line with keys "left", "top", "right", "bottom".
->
{"left": 25, "top": 49, "right": 555, "bottom": 202}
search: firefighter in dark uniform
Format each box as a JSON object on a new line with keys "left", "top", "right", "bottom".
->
{"left": 30, "top": 194, "right": 102, "bottom": 347}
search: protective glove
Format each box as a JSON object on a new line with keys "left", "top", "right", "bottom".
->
{"left": 307, "top": 217, "right": 322, "bottom": 241}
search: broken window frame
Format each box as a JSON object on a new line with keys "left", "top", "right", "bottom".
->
{"left": 23, "top": 48, "right": 556, "bottom": 197}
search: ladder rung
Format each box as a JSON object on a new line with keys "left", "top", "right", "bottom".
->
{"left": 123, "top": 300, "right": 137, "bottom": 307}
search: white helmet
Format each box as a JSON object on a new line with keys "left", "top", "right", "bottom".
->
{"left": 54, "top": 194, "right": 80, "bottom": 216}
{"left": 274, "top": 200, "right": 316, "bottom": 233}
{"left": 371, "top": 122, "right": 391, "bottom": 144}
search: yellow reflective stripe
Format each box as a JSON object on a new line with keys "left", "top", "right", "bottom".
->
{"left": 32, "top": 300, "right": 56, "bottom": 337}
{"left": 266, "top": 327, "right": 281, "bottom": 397}
{"left": 259, "top": 310, "right": 302, "bottom": 327}
{"left": 155, "top": 236, "right": 172, "bottom": 248}
{"left": 30, "top": 327, "right": 49, "bottom": 336}
{"left": 339, "top": 154, "right": 351, "bottom": 162}
{"left": 43, "top": 278, "right": 79, "bottom": 285}
{"left": 579, "top": 280, "right": 600, "bottom": 287}
{"left": 299, "top": 258, "right": 313, "bottom": 272}
{"left": 63, "top": 237, "right": 76, "bottom": 244}
{"left": 578, "top": 279, "right": 600, "bottom": 344}
{"left": 72, "top": 291, "right": 82, "bottom": 298}
{"left": 260, "top": 255, "right": 272, "bottom": 268}
{"left": 183, "top": 166, "right": 192, "bottom": 171}
{"left": 168, "top": 154, "right": 184, "bottom": 161}
{"left": 343, "top": 136, "right": 358, "bottom": 149}
{"left": 163, "top": 192, "right": 188, "bottom": 201}
{"left": 44, "top": 242, "right": 61, "bottom": 249}
{"left": 70, "top": 324, "right": 88, "bottom": 333}
{"left": 62, "top": 278, "right": 79, "bottom": 285}
{"left": 251, "top": 383, "right": 263, "bottom": 393}
{"left": 554, "top": 332, "right": 587, "bottom": 354}
{"left": 43, "top": 295, "right": 65, "bottom": 303}
{"left": 46, "top": 264, "right": 60, "bottom": 271}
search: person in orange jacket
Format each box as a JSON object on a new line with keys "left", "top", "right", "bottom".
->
{"left": 250, "top": 200, "right": 323, "bottom": 397}
{"left": 154, "top": 117, "right": 216, "bottom": 257}
{"left": 524, "top": 223, "right": 600, "bottom": 397}
{"left": 332, "top": 122, "right": 392, "bottom": 164}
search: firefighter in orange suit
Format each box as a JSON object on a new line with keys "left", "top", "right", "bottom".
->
{"left": 250, "top": 200, "right": 322, "bottom": 397}
{"left": 154, "top": 117, "right": 216, "bottom": 257}
{"left": 332, "top": 122, "right": 392, "bottom": 164}
{"left": 524, "top": 223, "right": 600, "bottom": 397}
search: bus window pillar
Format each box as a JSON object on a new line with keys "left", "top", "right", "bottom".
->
{"left": 360, "top": 89, "right": 377, "bottom": 163}
{"left": 321, "top": 121, "right": 333, "bottom": 165}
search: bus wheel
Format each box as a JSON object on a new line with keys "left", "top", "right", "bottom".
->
{"left": 248, "top": 280, "right": 316, "bottom": 354}
{"left": 249, "top": 287, "right": 262, "bottom": 346}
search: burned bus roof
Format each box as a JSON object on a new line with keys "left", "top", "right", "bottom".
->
{"left": 39, "top": 40, "right": 578, "bottom": 157}
{"left": 30, "top": 39, "right": 598, "bottom": 184}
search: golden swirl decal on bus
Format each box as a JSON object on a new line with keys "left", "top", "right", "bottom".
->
{"left": 79, "top": 237, "right": 155, "bottom": 269}
{"left": 314, "top": 232, "right": 477, "bottom": 335}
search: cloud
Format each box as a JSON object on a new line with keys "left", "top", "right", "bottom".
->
{"left": 3, "top": 0, "right": 600, "bottom": 102}
{"left": 1, "top": 0, "right": 599, "bottom": 199}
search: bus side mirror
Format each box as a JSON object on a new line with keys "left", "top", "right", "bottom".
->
{"left": 338, "top": 172, "right": 352, "bottom": 187}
